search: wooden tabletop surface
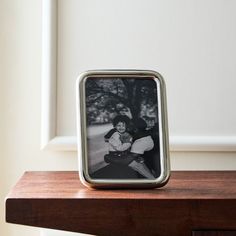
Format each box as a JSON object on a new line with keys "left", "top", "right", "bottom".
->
{"left": 6, "top": 171, "right": 236, "bottom": 199}
{"left": 6, "top": 171, "right": 236, "bottom": 236}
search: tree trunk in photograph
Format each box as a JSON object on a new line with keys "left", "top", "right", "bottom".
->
{"left": 125, "top": 80, "right": 142, "bottom": 119}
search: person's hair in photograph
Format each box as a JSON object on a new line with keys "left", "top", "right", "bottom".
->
{"left": 112, "top": 115, "right": 130, "bottom": 127}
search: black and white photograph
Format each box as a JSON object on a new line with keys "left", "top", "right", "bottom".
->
{"left": 84, "top": 76, "right": 161, "bottom": 180}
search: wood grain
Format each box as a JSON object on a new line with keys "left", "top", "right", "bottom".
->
{"left": 5, "top": 171, "right": 236, "bottom": 236}
{"left": 192, "top": 231, "right": 236, "bottom": 236}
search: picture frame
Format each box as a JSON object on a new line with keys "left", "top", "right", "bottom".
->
{"left": 76, "top": 70, "right": 170, "bottom": 188}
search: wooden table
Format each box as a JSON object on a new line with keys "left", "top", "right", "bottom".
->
{"left": 5, "top": 171, "right": 236, "bottom": 236}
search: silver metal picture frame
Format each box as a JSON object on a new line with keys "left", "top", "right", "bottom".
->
{"left": 76, "top": 70, "right": 170, "bottom": 188}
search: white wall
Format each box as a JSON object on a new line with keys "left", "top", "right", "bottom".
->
{"left": 1, "top": 1, "right": 236, "bottom": 236}
{"left": 57, "top": 0, "right": 236, "bottom": 139}
{"left": 0, "top": 1, "right": 77, "bottom": 236}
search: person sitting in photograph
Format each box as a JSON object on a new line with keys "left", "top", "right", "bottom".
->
{"left": 104, "top": 115, "right": 133, "bottom": 165}
{"left": 104, "top": 116, "right": 156, "bottom": 179}
{"left": 127, "top": 118, "right": 156, "bottom": 179}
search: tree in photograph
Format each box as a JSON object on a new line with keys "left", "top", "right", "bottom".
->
{"left": 86, "top": 78, "right": 157, "bottom": 124}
